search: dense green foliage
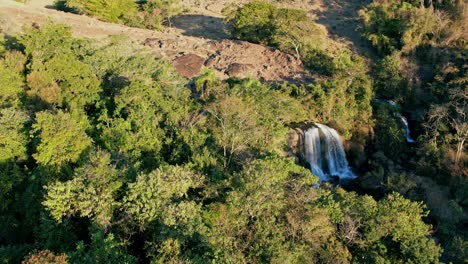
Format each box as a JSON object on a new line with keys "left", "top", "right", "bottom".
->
{"left": 55, "top": 0, "right": 182, "bottom": 29}
{"left": 65, "top": 0, "right": 137, "bottom": 23}
{"left": 0, "top": 21, "right": 450, "bottom": 263}
{"left": 227, "top": 1, "right": 325, "bottom": 61}
{"left": 359, "top": 0, "right": 467, "bottom": 262}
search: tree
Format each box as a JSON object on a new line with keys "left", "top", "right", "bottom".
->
{"left": 374, "top": 53, "right": 409, "bottom": 100}
{"left": 359, "top": 1, "right": 436, "bottom": 55}
{"left": 98, "top": 81, "right": 166, "bottom": 163}
{"left": 43, "top": 150, "right": 122, "bottom": 228}
{"left": 143, "top": 0, "right": 181, "bottom": 27}
{"left": 231, "top": 1, "right": 277, "bottom": 45}
{"left": 207, "top": 79, "right": 308, "bottom": 168}
{"left": 373, "top": 104, "right": 407, "bottom": 160}
{"left": 272, "top": 8, "right": 323, "bottom": 59}
{"left": 122, "top": 166, "right": 205, "bottom": 262}
{"left": 193, "top": 68, "right": 220, "bottom": 100}
{"left": 65, "top": 0, "right": 137, "bottom": 23}
{"left": 0, "top": 108, "right": 29, "bottom": 163}
{"left": 27, "top": 53, "right": 101, "bottom": 110}
{"left": 32, "top": 111, "right": 92, "bottom": 169}
{"left": 69, "top": 232, "right": 136, "bottom": 264}
{"left": 20, "top": 23, "right": 74, "bottom": 64}
{"left": 207, "top": 95, "right": 260, "bottom": 168}
{"left": 20, "top": 23, "right": 101, "bottom": 112}
{"left": 204, "top": 157, "right": 350, "bottom": 262}
{"left": 325, "top": 189, "right": 442, "bottom": 263}
{"left": 0, "top": 51, "right": 26, "bottom": 108}
{"left": 123, "top": 166, "right": 204, "bottom": 228}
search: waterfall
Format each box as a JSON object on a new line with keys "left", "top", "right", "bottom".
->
{"left": 381, "top": 100, "right": 417, "bottom": 143}
{"left": 304, "top": 127, "right": 327, "bottom": 181}
{"left": 400, "top": 116, "right": 416, "bottom": 143}
{"left": 386, "top": 100, "right": 397, "bottom": 107}
{"left": 304, "top": 124, "right": 355, "bottom": 182}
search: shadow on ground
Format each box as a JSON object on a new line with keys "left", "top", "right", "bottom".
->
{"left": 171, "top": 14, "right": 230, "bottom": 40}
{"left": 313, "top": 0, "right": 375, "bottom": 58}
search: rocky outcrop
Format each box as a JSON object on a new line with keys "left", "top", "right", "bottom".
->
{"left": 173, "top": 54, "right": 205, "bottom": 78}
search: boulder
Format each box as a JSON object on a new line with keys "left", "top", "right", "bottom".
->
{"left": 173, "top": 54, "right": 205, "bottom": 78}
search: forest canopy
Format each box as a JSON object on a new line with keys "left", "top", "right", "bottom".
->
{"left": 1, "top": 0, "right": 467, "bottom": 263}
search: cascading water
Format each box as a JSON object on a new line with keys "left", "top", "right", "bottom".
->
{"left": 304, "top": 124, "right": 356, "bottom": 182}
{"left": 383, "top": 100, "right": 417, "bottom": 143}
{"left": 304, "top": 127, "right": 326, "bottom": 181}
{"left": 400, "top": 116, "right": 416, "bottom": 143}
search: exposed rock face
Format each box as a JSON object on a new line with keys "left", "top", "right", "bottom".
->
{"left": 173, "top": 54, "right": 205, "bottom": 78}
{"left": 288, "top": 128, "right": 304, "bottom": 156}
{"left": 206, "top": 40, "right": 306, "bottom": 81}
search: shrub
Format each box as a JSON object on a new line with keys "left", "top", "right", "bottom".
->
{"left": 359, "top": 1, "right": 436, "bottom": 55}
{"left": 231, "top": 1, "right": 277, "bottom": 44}
{"left": 63, "top": 0, "right": 138, "bottom": 23}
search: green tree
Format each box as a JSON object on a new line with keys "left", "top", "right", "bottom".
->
{"left": 206, "top": 95, "right": 260, "bottom": 168}
{"left": 20, "top": 23, "right": 101, "bottom": 111}
{"left": 27, "top": 53, "right": 101, "bottom": 110}
{"left": 359, "top": 1, "right": 436, "bottom": 55}
{"left": 65, "top": 0, "right": 138, "bottom": 23}
{"left": 123, "top": 166, "right": 204, "bottom": 228}
{"left": 231, "top": 1, "right": 277, "bottom": 45}
{"left": 122, "top": 166, "right": 205, "bottom": 262}
{"left": 271, "top": 8, "right": 323, "bottom": 59}
{"left": 325, "top": 189, "right": 442, "bottom": 263}
{"left": 43, "top": 150, "right": 122, "bottom": 228}
{"left": 20, "top": 23, "right": 74, "bottom": 64}
{"left": 205, "top": 157, "right": 350, "bottom": 262}
{"left": 32, "top": 110, "right": 92, "bottom": 169}
{"left": 69, "top": 232, "right": 136, "bottom": 264}
{"left": 207, "top": 79, "right": 307, "bottom": 168}
{"left": 300, "top": 54, "right": 373, "bottom": 138}
{"left": 0, "top": 108, "right": 29, "bottom": 163}
{"left": 373, "top": 104, "right": 407, "bottom": 160}
{"left": 0, "top": 51, "right": 26, "bottom": 108}
{"left": 374, "top": 53, "right": 409, "bottom": 100}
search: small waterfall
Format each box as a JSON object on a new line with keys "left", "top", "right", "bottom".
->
{"left": 380, "top": 100, "right": 416, "bottom": 143}
{"left": 304, "top": 124, "right": 355, "bottom": 182}
{"left": 386, "top": 100, "right": 397, "bottom": 107}
{"left": 400, "top": 116, "right": 416, "bottom": 143}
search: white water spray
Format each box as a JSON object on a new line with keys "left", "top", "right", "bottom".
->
{"left": 400, "top": 116, "right": 416, "bottom": 143}
{"left": 304, "top": 124, "right": 355, "bottom": 182}
{"left": 304, "top": 127, "right": 327, "bottom": 181}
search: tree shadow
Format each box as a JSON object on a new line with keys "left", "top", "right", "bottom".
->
{"left": 313, "top": 0, "right": 375, "bottom": 58}
{"left": 171, "top": 14, "right": 230, "bottom": 40}
{"left": 3, "top": 34, "right": 25, "bottom": 51}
